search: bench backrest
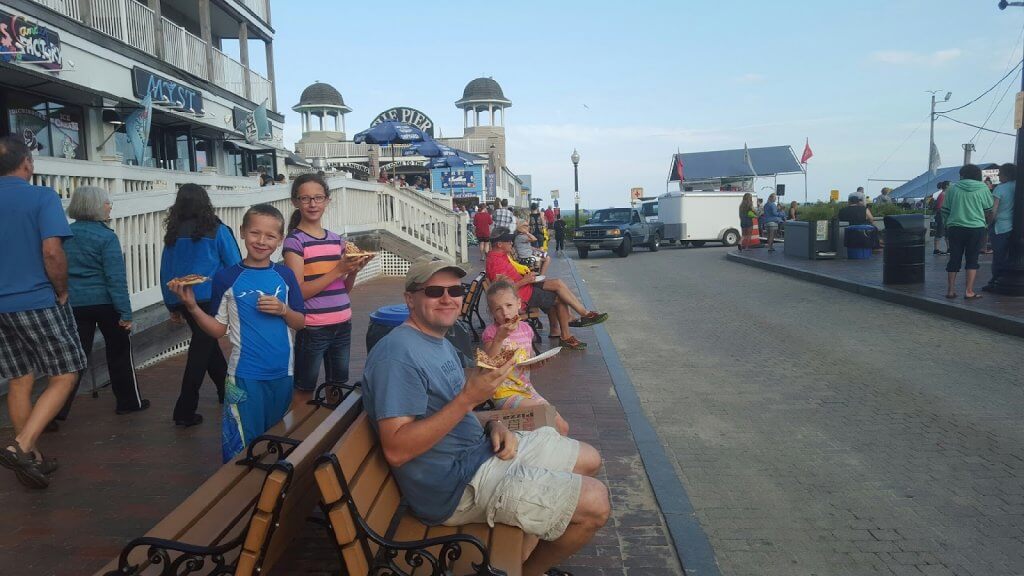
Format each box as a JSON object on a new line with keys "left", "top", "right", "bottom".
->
{"left": 235, "top": 390, "right": 363, "bottom": 575}
{"left": 315, "top": 409, "right": 404, "bottom": 575}
{"left": 462, "top": 272, "right": 486, "bottom": 318}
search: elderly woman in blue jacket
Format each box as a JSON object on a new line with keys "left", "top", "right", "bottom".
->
{"left": 763, "top": 193, "right": 785, "bottom": 252}
{"left": 159, "top": 184, "right": 241, "bottom": 427}
{"left": 57, "top": 186, "right": 148, "bottom": 423}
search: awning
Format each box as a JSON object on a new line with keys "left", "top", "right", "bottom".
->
{"left": 890, "top": 163, "right": 1000, "bottom": 199}
{"left": 667, "top": 146, "right": 804, "bottom": 182}
{"left": 224, "top": 140, "right": 274, "bottom": 152}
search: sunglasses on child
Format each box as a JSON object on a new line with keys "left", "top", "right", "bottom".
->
{"left": 410, "top": 285, "right": 466, "bottom": 298}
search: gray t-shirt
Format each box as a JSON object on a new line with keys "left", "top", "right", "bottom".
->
{"left": 514, "top": 233, "right": 534, "bottom": 260}
{"left": 362, "top": 324, "right": 492, "bottom": 523}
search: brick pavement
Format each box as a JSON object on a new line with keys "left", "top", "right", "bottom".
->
{"left": 577, "top": 246, "right": 1024, "bottom": 576}
{"left": 0, "top": 249, "right": 684, "bottom": 576}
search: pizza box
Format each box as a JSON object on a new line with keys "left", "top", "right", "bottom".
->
{"left": 477, "top": 404, "right": 556, "bottom": 432}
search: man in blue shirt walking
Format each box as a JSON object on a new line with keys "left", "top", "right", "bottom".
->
{"left": 0, "top": 136, "right": 87, "bottom": 489}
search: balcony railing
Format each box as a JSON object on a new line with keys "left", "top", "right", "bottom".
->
{"left": 211, "top": 48, "right": 246, "bottom": 98}
{"left": 161, "top": 17, "right": 208, "bottom": 80}
{"left": 34, "top": 0, "right": 80, "bottom": 20}
{"left": 28, "top": 0, "right": 272, "bottom": 108}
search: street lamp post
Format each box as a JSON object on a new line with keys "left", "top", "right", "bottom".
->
{"left": 994, "top": 0, "right": 1024, "bottom": 295}
{"left": 571, "top": 149, "right": 581, "bottom": 226}
{"left": 928, "top": 90, "right": 951, "bottom": 173}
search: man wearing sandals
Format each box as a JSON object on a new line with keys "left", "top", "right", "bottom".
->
{"left": 0, "top": 136, "right": 87, "bottom": 489}
{"left": 486, "top": 228, "right": 607, "bottom": 351}
{"left": 362, "top": 257, "right": 610, "bottom": 576}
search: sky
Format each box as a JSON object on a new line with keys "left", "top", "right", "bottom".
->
{"left": 256, "top": 0, "right": 1024, "bottom": 208}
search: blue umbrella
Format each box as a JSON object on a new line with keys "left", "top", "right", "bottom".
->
{"left": 352, "top": 120, "right": 427, "bottom": 145}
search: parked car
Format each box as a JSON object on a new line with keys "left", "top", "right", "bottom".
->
{"left": 573, "top": 207, "right": 662, "bottom": 258}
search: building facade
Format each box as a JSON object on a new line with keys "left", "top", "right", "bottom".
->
{"left": 0, "top": 0, "right": 287, "bottom": 195}
{"left": 293, "top": 76, "right": 527, "bottom": 208}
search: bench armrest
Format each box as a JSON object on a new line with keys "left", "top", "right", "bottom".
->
{"left": 103, "top": 533, "right": 244, "bottom": 576}
{"left": 366, "top": 528, "right": 506, "bottom": 576}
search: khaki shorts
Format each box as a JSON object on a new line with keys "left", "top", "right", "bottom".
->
{"left": 444, "top": 426, "right": 582, "bottom": 541}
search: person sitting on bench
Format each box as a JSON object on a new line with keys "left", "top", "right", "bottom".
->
{"left": 362, "top": 257, "right": 610, "bottom": 576}
{"left": 487, "top": 229, "right": 607, "bottom": 351}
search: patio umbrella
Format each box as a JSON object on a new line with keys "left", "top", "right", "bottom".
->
{"left": 353, "top": 120, "right": 428, "bottom": 178}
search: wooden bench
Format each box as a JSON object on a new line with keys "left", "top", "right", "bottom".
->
{"left": 314, "top": 406, "right": 528, "bottom": 576}
{"left": 97, "top": 382, "right": 361, "bottom": 576}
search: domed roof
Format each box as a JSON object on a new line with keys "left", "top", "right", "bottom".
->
{"left": 456, "top": 77, "right": 511, "bottom": 108}
{"left": 296, "top": 82, "right": 346, "bottom": 108}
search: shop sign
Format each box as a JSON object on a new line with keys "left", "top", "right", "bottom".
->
{"left": 0, "top": 9, "right": 62, "bottom": 70}
{"left": 441, "top": 170, "right": 476, "bottom": 189}
{"left": 132, "top": 66, "right": 204, "bottom": 115}
{"left": 371, "top": 107, "right": 434, "bottom": 137}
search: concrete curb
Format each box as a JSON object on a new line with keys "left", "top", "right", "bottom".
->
{"left": 564, "top": 254, "right": 721, "bottom": 576}
{"left": 726, "top": 252, "right": 1024, "bottom": 339}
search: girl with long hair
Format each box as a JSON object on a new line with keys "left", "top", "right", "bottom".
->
{"left": 738, "top": 193, "right": 758, "bottom": 251}
{"left": 282, "top": 174, "right": 373, "bottom": 407}
{"left": 160, "top": 183, "right": 241, "bottom": 426}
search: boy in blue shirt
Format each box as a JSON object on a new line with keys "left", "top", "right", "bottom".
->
{"left": 169, "top": 204, "right": 305, "bottom": 462}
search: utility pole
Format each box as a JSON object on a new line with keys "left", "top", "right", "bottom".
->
{"left": 929, "top": 90, "right": 951, "bottom": 173}
{"left": 994, "top": 0, "right": 1024, "bottom": 295}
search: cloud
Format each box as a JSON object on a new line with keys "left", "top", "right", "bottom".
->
{"left": 735, "top": 73, "right": 766, "bottom": 84}
{"left": 870, "top": 48, "right": 961, "bottom": 67}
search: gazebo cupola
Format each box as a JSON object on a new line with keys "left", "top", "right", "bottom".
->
{"left": 293, "top": 81, "right": 352, "bottom": 139}
{"left": 455, "top": 77, "right": 511, "bottom": 132}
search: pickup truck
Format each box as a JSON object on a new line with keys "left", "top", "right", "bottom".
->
{"left": 572, "top": 207, "right": 663, "bottom": 258}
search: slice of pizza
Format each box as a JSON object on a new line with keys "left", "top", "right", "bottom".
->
{"left": 476, "top": 347, "right": 517, "bottom": 370}
{"left": 168, "top": 274, "right": 209, "bottom": 287}
{"left": 344, "top": 244, "right": 377, "bottom": 259}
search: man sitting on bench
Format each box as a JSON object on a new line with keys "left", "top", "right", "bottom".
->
{"left": 362, "top": 256, "right": 610, "bottom": 576}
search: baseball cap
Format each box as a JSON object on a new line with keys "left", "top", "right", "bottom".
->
{"left": 405, "top": 256, "right": 466, "bottom": 290}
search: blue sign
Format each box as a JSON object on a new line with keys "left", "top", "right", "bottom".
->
{"left": 432, "top": 165, "right": 483, "bottom": 198}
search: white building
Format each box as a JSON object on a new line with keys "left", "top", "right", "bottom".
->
{"left": 0, "top": 0, "right": 288, "bottom": 192}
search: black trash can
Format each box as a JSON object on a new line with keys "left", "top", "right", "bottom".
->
{"left": 883, "top": 214, "right": 926, "bottom": 284}
{"left": 366, "top": 305, "right": 474, "bottom": 365}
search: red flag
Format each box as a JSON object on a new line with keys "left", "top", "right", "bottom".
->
{"left": 801, "top": 139, "right": 813, "bottom": 164}
{"left": 675, "top": 155, "right": 685, "bottom": 181}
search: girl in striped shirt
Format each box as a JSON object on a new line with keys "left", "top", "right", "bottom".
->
{"left": 282, "top": 174, "right": 374, "bottom": 405}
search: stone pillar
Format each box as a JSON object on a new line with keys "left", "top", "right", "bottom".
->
{"left": 239, "top": 22, "right": 251, "bottom": 101}
{"left": 198, "top": 0, "right": 214, "bottom": 81}
{"left": 147, "top": 0, "right": 163, "bottom": 58}
{"left": 264, "top": 40, "right": 277, "bottom": 111}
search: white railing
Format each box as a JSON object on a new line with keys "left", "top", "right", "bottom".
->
{"left": 32, "top": 156, "right": 260, "bottom": 200}
{"left": 248, "top": 69, "right": 273, "bottom": 106}
{"left": 239, "top": 0, "right": 268, "bottom": 23}
{"left": 161, "top": 17, "right": 208, "bottom": 79}
{"left": 32, "top": 0, "right": 81, "bottom": 20}
{"left": 35, "top": 161, "right": 467, "bottom": 311}
{"left": 88, "top": 0, "right": 155, "bottom": 54}
{"left": 211, "top": 48, "right": 246, "bottom": 97}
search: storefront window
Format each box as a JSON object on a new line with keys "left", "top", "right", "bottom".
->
{"left": 4, "top": 91, "right": 84, "bottom": 160}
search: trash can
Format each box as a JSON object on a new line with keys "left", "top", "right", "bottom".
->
{"left": 883, "top": 214, "right": 926, "bottom": 284}
{"left": 845, "top": 225, "right": 876, "bottom": 259}
{"left": 366, "top": 305, "right": 474, "bottom": 363}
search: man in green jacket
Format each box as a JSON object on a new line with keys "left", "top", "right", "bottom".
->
{"left": 941, "top": 164, "right": 994, "bottom": 300}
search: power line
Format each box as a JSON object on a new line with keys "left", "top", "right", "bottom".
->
{"left": 935, "top": 114, "right": 1015, "bottom": 137}
{"left": 935, "top": 59, "right": 1022, "bottom": 114}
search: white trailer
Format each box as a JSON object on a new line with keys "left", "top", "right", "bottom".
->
{"left": 659, "top": 191, "right": 743, "bottom": 247}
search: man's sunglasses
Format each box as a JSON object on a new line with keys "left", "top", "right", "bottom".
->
{"left": 410, "top": 285, "right": 466, "bottom": 298}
